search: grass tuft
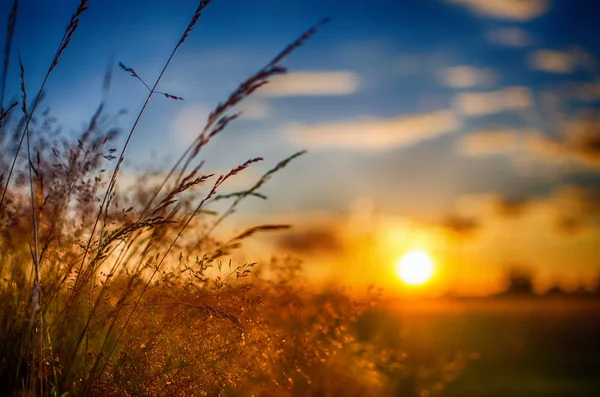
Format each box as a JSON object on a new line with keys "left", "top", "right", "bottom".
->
{"left": 0, "top": 3, "right": 432, "bottom": 396}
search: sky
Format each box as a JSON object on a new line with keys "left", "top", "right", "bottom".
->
{"left": 2, "top": 0, "right": 600, "bottom": 296}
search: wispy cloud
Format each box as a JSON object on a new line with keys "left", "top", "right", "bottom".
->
{"left": 172, "top": 104, "right": 209, "bottom": 145}
{"left": 552, "top": 186, "right": 600, "bottom": 235}
{"left": 487, "top": 27, "right": 532, "bottom": 47}
{"left": 275, "top": 226, "right": 344, "bottom": 255}
{"left": 438, "top": 213, "right": 481, "bottom": 238}
{"left": 238, "top": 100, "right": 270, "bottom": 120}
{"left": 528, "top": 48, "right": 597, "bottom": 74}
{"left": 448, "top": 0, "right": 549, "bottom": 21}
{"left": 458, "top": 119, "right": 600, "bottom": 169}
{"left": 438, "top": 66, "right": 497, "bottom": 88}
{"left": 258, "top": 71, "right": 360, "bottom": 97}
{"left": 458, "top": 129, "right": 529, "bottom": 156}
{"left": 171, "top": 100, "right": 269, "bottom": 146}
{"left": 491, "top": 195, "right": 534, "bottom": 218}
{"left": 285, "top": 110, "right": 462, "bottom": 151}
{"left": 466, "top": 185, "right": 600, "bottom": 237}
{"left": 528, "top": 50, "right": 576, "bottom": 74}
{"left": 453, "top": 87, "right": 532, "bottom": 117}
{"left": 571, "top": 79, "right": 600, "bottom": 102}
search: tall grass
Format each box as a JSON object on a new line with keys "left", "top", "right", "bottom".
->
{"left": 0, "top": 2, "right": 451, "bottom": 396}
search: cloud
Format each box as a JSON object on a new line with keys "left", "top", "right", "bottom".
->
{"left": 171, "top": 101, "right": 269, "bottom": 146}
{"left": 491, "top": 195, "right": 534, "bottom": 218}
{"left": 571, "top": 79, "right": 600, "bottom": 102}
{"left": 438, "top": 66, "right": 497, "bottom": 88}
{"left": 459, "top": 185, "right": 600, "bottom": 237}
{"left": 571, "top": 47, "right": 598, "bottom": 73}
{"left": 552, "top": 186, "right": 600, "bottom": 235}
{"left": 116, "top": 170, "right": 169, "bottom": 196}
{"left": 275, "top": 227, "right": 344, "bottom": 255}
{"left": 529, "top": 47, "right": 598, "bottom": 74}
{"left": 528, "top": 50, "right": 576, "bottom": 74}
{"left": 458, "top": 129, "right": 527, "bottom": 156}
{"left": 258, "top": 71, "right": 360, "bottom": 97}
{"left": 518, "top": 118, "right": 600, "bottom": 168}
{"left": 439, "top": 214, "right": 481, "bottom": 237}
{"left": 557, "top": 117, "right": 600, "bottom": 166}
{"left": 448, "top": 0, "right": 549, "bottom": 21}
{"left": 238, "top": 100, "right": 270, "bottom": 120}
{"left": 172, "top": 105, "right": 210, "bottom": 145}
{"left": 458, "top": 116, "right": 600, "bottom": 169}
{"left": 285, "top": 110, "right": 462, "bottom": 151}
{"left": 453, "top": 87, "right": 532, "bottom": 117}
{"left": 487, "top": 27, "right": 532, "bottom": 47}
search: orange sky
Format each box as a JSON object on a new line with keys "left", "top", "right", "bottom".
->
{"left": 232, "top": 191, "right": 600, "bottom": 297}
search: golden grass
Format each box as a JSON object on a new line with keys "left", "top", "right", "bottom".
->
{"left": 0, "top": 1, "right": 420, "bottom": 396}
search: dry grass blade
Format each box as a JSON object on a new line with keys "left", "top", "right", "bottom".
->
{"left": 50, "top": 0, "right": 89, "bottom": 72}
{"left": 207, "top": 150, "right": 307, "bottom": 235}
{"left": 161, "top": 92, "right": 184, "bottom": 100}
{"left": 0, "top": 101, "right": 18, "bottom": 131}
{"left": 179, "top": 0, "right": 212, "bottom": 46}
{"left": 75, "top": 4, "right": 218, "bottom": 391}
{"left": 18, "top": 56, "right": 26, "bottom": 116}
{"left": 209, "top": 225, "right": 292, "bottom": 261}
{"left": 136, "top": 18, "right": 328, "bottom": 219}
{"left": 118, "top": 62, "right": 150, "bottom": 90}
{"left": 268, "top": 17, "right": 330, "bottom": 67}
{"left": 89, "top": 157, "right": 264, "bottom": 387}
{"left": 231, "top": 224, "right": 291, "bottom": 242}
{"left": 20, "top": 53, "right": 44, "bottom": 396}
{"left": 0, "top": 4, "right": 377, "bottom": 395}
{"left": 119, "top": 61, "right": 184, "bottom": 100}
{"left": 0, "top": 0, "right": 18, "bottom": 108}
{"left": 0, "top": 0, "right": 89, "bottom": 211}
{"left": 0, "top": 5, "right": 410, "bottom": 396}
{"left": 76, "top": 0, "right": 215, "bottom": 297}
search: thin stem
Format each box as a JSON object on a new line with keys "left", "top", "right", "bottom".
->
{"left": 25, "top": 107, "right": 43, "bottom": 397}
{"left": 72, "top": 1, "right": 211, "bottom": 300}
{"left": 0, "top": 0, "right": 18, "bottom": 109}
{"left": 0, "top": 0, "right": 88, "bottom": 211}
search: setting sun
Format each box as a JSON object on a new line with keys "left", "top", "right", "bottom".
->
{"left": 396, "top": 251, "right": 434, "bottom": 285}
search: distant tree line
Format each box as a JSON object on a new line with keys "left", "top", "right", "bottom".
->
{"left": 495, "top": 266, "right": 600, "bottom": 298}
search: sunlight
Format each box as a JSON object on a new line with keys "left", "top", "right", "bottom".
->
{"left": 396, "top": 251, "right": 434, "bottom": 285}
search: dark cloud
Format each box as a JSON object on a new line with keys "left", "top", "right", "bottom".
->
{"left": 554, "top": 215, "right": 586, "bottom": 235}
{"left": 492, "top": 196, "right": 533, "bottom": 218}
{"left": 553, "top": 185, "right": 600, "bottom": 235}
{"left": 439, "top": 214, "right": 481, "bottom": 237}
{"left": 529, "top": 116, "right": 600, "bottom": 169}
{"left": 487, "top": 184, "right": 600, "bottom": 235}
{"left": 276, "top": 227, "right": 344, "bottom": 255}
{"left": 569, "top": 120, "right": 600, "bottom": 165}
{"left": 457, "top": 112, "right": 600, "bottom": 170}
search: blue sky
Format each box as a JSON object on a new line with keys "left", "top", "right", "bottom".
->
{"left": 3, "top": 0, "right": 600, "bottom": 293}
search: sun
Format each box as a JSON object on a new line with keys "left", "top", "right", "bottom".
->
{"left": 396, "top": 251, "right": 433, "bottom": 285}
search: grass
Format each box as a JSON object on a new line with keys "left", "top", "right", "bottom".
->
{"left": 0, "top": 1, "right": 424, "bottom": 396}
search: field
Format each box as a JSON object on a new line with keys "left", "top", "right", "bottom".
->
{"left": 359, "top": 298, "right": 600, "bottom": 396}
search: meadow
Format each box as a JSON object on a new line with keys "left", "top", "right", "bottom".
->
{"left": 365, "top": 298, "right": 600, "bottom": 396}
